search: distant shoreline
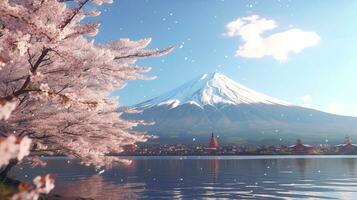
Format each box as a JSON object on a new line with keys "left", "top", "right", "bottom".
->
{"left": 114, "top": 153, "right": 356, "bottom": 157}
{"left": 35, "top": 153, "right": 357, "bottom": 157}
{"left": 118, "top": 154, "right": 357, "bottom": 158}
{"left": 37, "top": 154, "right": 357, "bottom": 160}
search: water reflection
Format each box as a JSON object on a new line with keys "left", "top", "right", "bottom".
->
{"left": 11, "top": 156, "right": 357, "bottom": 199}
{"left": 294, "top": 158, "right": 311, "bottom": 178}
{"left": 209, "top": 159, "right": 218, "bottom": 181}
{"left": 342, "top": 158, "right": 357, "bottom": 176}
{"left": 55, "top": 175, "right": 144, "bottom": 200}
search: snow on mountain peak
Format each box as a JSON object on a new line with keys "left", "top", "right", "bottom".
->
{"left": 134, "top": 72, "right": 290, "bottom": 109}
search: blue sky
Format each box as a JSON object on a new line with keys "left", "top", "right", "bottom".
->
{"left": 92, "top": 0, "right": 357, "bottom": 116}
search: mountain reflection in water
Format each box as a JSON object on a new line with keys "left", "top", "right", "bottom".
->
{"left": 10, "top": 156, "right": 357, "bottom": 199}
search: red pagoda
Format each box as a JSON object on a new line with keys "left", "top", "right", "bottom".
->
{"left": 208, "top": 132, "right": 219, "bottom": 149}
{"left": 336, "top": 136, "right": 357, "bottom": 154}
{"left": 288, "top": 139, "right": 314, "bottom": 154}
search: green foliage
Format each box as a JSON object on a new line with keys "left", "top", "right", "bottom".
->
{"left": 0, "top": 182, "right": 16, "bottom": 199}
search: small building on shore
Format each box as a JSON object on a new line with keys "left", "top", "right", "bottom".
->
{"left": 124, "top": 144, "right": 137, "bottom": 153}
{"left": 288, "top": 139, "right": 314, "bottom": 154}
{"left": 336, "top": 136, "right": 357, "bottom": 154}
{"left": 207, "top": 132, "right": 219, "bottom": 150}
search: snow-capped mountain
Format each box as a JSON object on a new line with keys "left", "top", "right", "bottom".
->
{"left": 135, "top": 72, "right": 289, "bottom": 109}
{"left": 123, "top": 72, "right": 357, "bottom": 145}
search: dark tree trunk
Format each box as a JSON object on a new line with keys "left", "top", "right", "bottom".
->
{"left": 0, "top": 159, "right": 18, "bottom": 182}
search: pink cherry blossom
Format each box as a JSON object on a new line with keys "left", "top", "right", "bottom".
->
{"left": 0, "top": 0, "right": 173, "bottom": 168}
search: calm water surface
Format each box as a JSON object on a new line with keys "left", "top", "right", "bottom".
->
{"left": 11, "top": 156, "right": 357, "bottom": 199}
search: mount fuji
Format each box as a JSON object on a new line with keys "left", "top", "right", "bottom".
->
{"left": 123, "top": 72, "right": 357, "bottom": 145}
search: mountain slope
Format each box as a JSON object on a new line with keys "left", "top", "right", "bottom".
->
{"left": 123, "top": 72, "right": 357, "bottom": 145}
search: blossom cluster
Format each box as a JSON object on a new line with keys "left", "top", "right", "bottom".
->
{"left": 11, "top": 174, "right": 55, "bottom": 200}
{"left": 0, "top": 135, "right": 55, "bottom": 200}
{"left": 0, "top": 99, "right": 17, "bottom": 120}
{"left": 0, "top": 135, "right": 31, "bottom": 167}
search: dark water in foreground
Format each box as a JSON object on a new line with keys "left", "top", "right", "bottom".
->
{"left": 11, "top": 156, "right": 357, "bottom": 199}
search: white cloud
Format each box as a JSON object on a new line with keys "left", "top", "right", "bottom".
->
{"left": 325, "top": 102, "right": 357, "bottom": 117}
{"left": 298, "top": 95, "right": 357, "bottom": 117}
{"left": 299, "top": 94, "right": 316, "bottom": 109}
{"left": 225, "top": 15, "right": 320, "bottom": 61}
{"left": 301, "top": 95, "right": 312, "bottom": 103}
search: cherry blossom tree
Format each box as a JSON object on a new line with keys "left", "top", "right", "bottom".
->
{"left": 0, "top": 0, "right": 173, "bottom": 172}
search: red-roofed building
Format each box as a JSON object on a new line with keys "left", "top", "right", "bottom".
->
{"left": 336, "top": 136, "right": 357, "bottom": 154}
{"left": 208, "top": 132, "right": 219, "bottom": 149}
{"left": 124, "top": 144, "right": 137, "bottom": 153}
{"left": 288, "top": 139, "right": 314, "bottom": 154}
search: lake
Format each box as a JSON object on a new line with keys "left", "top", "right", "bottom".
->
{"left": 11, "top": 155, "right": 357, "bottom": 199}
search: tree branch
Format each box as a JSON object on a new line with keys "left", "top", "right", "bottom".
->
{"left": 114, "top": 46, "right": 174, "bottom": 60}
{"left": 60, "top": 0, "right": 90, "bottom": 30}
{"left": 1, "top": 47, "right": 50, "bottom": 101}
